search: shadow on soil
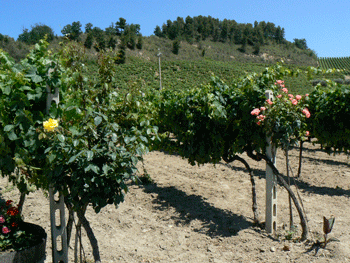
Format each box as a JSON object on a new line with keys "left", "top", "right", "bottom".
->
{"left": 142, "top": 183, "right": 252, "bottom": 238}
{"left": 221, "top": 161, "right": 350, "bottom": 197}
{"left": 301, "top": 155, "right": 350, "bottom": 167}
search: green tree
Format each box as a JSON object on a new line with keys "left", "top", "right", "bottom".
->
{"left": 136, "top": 35, "right": 143, "bottom": 50}
{"left": 239, "top": 37, "right": 247, "bottom": 53}
{"left": 154, "top": 25, "right": 163, "bottom": 37}
{"left": 17, "top": 28, "right": 30, "bottom": 43}
{"left": 84, "top": 32, "right": 93, "bottom": 49}
{"left": 85, "top": 23, "right": 93, "bottom": 34}
{"left": 253, "top": 43, "right": 260, "bottom": 55}
{"left": 115, "top": 40, "right": 126, "bottom": 64}
{"left": 274, "top": 26, "right": 285, "bottom": 44}
{"left": 18, "top": 24, "right": 54, "bottom": 44}
{"left": 172, "top": 39, "right": 180, "bottom": 54}
{"left": 107, "top": 36, "right": 117, "bottom": 49}
{"left": 105, "top": 23, "right": 117, "bottom": 36}
{"left": 166, "top": 20, "right": 177, "bottom": 40}
{"left": 184, "top": 16, "right": 195, "bottom": 42}
{"left": 122, "top": 24, "right": 140, "bottom": 50}
{"left": 219, "top": 19, "right": 229, "bottom": 42}
{"left": 61, "top": 21, "right": 82, "bottom": 41}
{"left": 116, "top": 17, "right": 126, "bottom": 36}
{"left": 92, "top": 27, "right": 106, "bottom": 52}
{"left": 294, "top": 38, "right": 308, "bottom": 50}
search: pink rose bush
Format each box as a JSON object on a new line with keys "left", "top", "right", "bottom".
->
{"left": 251, "top": 80, "right": 311, "bottom": 149}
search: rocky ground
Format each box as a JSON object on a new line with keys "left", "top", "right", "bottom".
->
{"left": 1, "top": 141, "right": 349, "bottom": 262}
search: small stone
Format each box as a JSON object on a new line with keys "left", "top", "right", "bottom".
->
{"left": 207, "top": 245, "right": 216, "bottom": 252}
{"left": 283, "top": 244, "right": 291, "bottom": 251}
{"left": 270, "top": 246, "right": 276, "bottom": 252}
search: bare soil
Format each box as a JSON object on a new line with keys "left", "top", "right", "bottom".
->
{"left": 1, "top": 142, "right": 349, "bottom": 262}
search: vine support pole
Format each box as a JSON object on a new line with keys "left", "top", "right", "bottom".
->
{"left": 157, "top": 48, "right": 162, "bottom": 90}
{"left": 265, "top": 90, "right": 277, "bottom": 234}
{"left": 47, "top": 85, "right": 68, "bottom": 263}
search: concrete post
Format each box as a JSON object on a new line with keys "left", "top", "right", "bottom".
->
{"left": 49, "top": 188, "right": 68, "bottom": 263}
{"left": 265, "top": 90, "right": 277, "bottom": 234}
{"left": 47, "top": 85, "right": 68, "bottom": 262}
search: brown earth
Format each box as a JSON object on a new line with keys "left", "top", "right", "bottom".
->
{"left": 1, "top": 141, "right": 349, "bottom": 263}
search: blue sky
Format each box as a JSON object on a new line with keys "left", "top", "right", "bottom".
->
{"left": 1, "top": 0, "right": 349, "bottom": 57}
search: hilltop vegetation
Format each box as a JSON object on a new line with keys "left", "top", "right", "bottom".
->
{"left": 1, "top": 16, "right": 317, "bottom": 64}
{"left": 2, "top": 15, "right": 346, "bottom": 94}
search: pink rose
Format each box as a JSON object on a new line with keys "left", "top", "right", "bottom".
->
{"left": 277, "top": 94, "right": 282, "bottom": 98}
{"left": 260, "top": 106, "right": 266, "bottom": 111}
{"left": 305, "top": 94, "right": 309, "bottom": 97}
{"left": 305, "top": 131, "right": 310, "bottom": 136}
{"left": 288, "top": 94, "right": 294, "bottom": 98}
{"left": 2, "top": 226, "right": 10, "bottom": 234}
{"left": 296, "top": 95, "right": 302, "bottom": 100}
{"left": 292, "top": 99, "right": 298, "bottom": 105}
{"left": 251, "top": 108, "right": 260, "bottom": 116}
{"left": 257, "top": 114, "right": 265, "bottom": 120}
{"left": 0, "top": 216, "right": 4, "bottom": 224}
{"left": 275, "top": 80, "right": 285, "bottom": 88}
{"left": 282, "top": 88, "right": 288, "bottom": 93}
{"left": 266, "top": 99, "right": 273, "bottom": 105}
{"left": 302, "top": 108, "right": 311, "bottom": 118}
{"left": 275, "top": 80, "right": 284, "bottom": 85}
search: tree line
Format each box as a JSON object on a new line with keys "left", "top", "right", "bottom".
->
{"left": 0, "top": 18, "right": 143, "bottom": 63}
{"left": 154, "top": 16, "right": 309, "bottom": 54}
{"left": 0, "top": 15, "right": 311, "bottom": 62}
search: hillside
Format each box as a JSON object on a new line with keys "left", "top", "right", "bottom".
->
{"left": 126, "top": 36, "right": 318, "bottom": 66}
{"left": 103, "top": 36, "right": 319, "bottom": 95}
{"left": 0, "top": 27, "right": 340, "bottom": 95}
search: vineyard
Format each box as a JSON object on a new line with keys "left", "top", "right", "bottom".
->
{"left": 0, "top": 40, "right": 350, "bottom": 262}
{"left": 318, "top": 56, "right": 350, "bottom": 75}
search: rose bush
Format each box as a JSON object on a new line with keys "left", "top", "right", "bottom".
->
{"left": 0, "top": 40, "right": 158, "bottom": 262}
{"left": 250, "top": 80, "right": 310, "bottom": 150}
{"left": 0, "top": 200, "right": 39, "bottom": 251}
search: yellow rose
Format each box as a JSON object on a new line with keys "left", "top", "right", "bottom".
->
{"left": 43, "top": 118, "right": 59, "bottom": 132}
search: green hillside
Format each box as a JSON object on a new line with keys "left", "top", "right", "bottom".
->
{"left": 1, "top": 16, "right": 347, "bottom": 94}
{"left": 318, "top": 56, "right": 350, "bottom": 75}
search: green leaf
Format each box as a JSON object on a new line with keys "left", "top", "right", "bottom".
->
{"left": 8, "top": 131, "right": 17, "bottom": 141}
{"left": 124, "top": 136, "right": 136, "bottom": 144}
{"left": 73, "top": 139, "right": 79, "bottom": 147}
{"left": 3, "top": 86, "right": 11, "bottom": 95}
{"left": 102, "top": 164, "right": 110, "bottom": 174}
{"left": 24, "top": 139, "right": 34, "bottom": 147}
{"left": 84, "top": 164, "right": 100, "bottom": 174}
{"left": 44, "top": 147, "right": 52, "bottom": 154}
{"left": 4, "top": 125, "right": 14, "bottom": 132}
{"left": 86, "top": 150, "right": 94, "bottom": 161}
{"left": 57, "top": 134, "right": 65, "bottom": 143}
{"left": 19, "top": 85, "right": 32, "bottom": 91}
{"left": 69, "top": 126, "right": 80, "bottom": 136}
{"left": 39, "top": 132, "right": 47, "bottom": 140}
{"left": 48, "top": 154, "right": 56, "bottom": 163}
{"left": 94, "top": 116, "right": 102, "bottom": 126}
{"left": 31, "top": 75, "right": 43, "bottom": 83}
{"left": 139, "top": 135, "right": 148, "bottom": 143}
{"left": 111, "top": 133, "right": 118, "bottom": 142}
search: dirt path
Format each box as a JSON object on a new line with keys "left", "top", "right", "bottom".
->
{"left": 1, "top": 142, "right": 349, "bottom": 262}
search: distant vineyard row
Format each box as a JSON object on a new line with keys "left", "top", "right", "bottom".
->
{"left": 318, "top": 56, "right": 350, "bottom": 74}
